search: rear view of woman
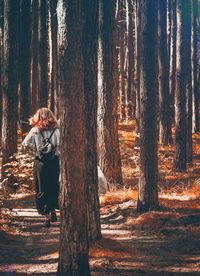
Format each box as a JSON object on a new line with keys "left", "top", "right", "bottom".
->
{"left": 22, "top": 108, "right": 60, "bottom": 227}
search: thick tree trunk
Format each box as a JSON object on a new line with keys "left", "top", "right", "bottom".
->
{"left": 19, "top": 0, "right": 31, "bottom": 133}
{"left": 82, "top": 0, "right": 101, "bottom": 242}
{"left": 31, "top": 0, "right": 39, "bottom": 114}
{"left": 0, "top": 0, "right": 3, "bottom": 144}
{"left": 57, "top": 1, "right": 90, "bottom": 275}
{"left": 174, "top": 0, "right": 188, "bottom": 171}
{"left": 169, "top": 0, "right": 177, "bottom": 124}
{"left": 49, "top": 0, "right": 59, "bottom": 118}
{"left": 137, "top": 0, "right": 159, "bottom": 212}
{"left": 98, "top": 0, "right": 123, "bottom": 188}
{"left": 38, "top": 0, "right": 48, "bottom": 107}
{"left": 158, "top": 0, "right": 172, "bottom": 145}
{"left": 192, "top": 0, "right": 199, "bottom": 133}
{"left": 2, "top": 0, "right": 19, "bottom": 167}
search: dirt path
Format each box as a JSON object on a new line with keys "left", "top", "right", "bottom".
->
{"left": 0, "top": 194, "right": 200, "bottom": 275}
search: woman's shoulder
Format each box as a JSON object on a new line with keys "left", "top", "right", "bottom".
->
{"left": 30, "top": 126, "right": 39, "bottom": 134}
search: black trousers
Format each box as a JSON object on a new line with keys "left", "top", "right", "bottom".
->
{"left": 33, "top": 156, "right": 60, "bottom": 215}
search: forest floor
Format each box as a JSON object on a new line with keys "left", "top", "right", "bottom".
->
{"left": 0, "top": 121, "right": 200, "bottom": 275}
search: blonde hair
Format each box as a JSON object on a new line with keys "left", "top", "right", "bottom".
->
{"left": 29, "top": 108, "right": 58, "bottom": 130}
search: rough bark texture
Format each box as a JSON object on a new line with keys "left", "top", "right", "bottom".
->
{"left": 135, "top": 0, "right": 141, "bottom": 136}
{"left": 169, "top": 0, "right": 177, "bottom": 123}
{"left": 50, "top": 0, "right": 59, "bottom": 117}
{"left": 127, "top": 0, "right": 135, "bottom": 120}
{"left": 57, "top": 1, "right": 90, "bottom": 275}
{"left": 38, "top": 0, "right": 48, "bottom": 107}
{"left": 19, "top": 0, "right": 31, "bottom": 133}
{"left": 31, "top": 0, "right": 39, "bottom": 114}
{"left": 0, "top": 0, "right": 3, "bottom": 143}
{"left": 137, "top": 0, "right": 159, "bottom": 212}
{"left": 2, "top": 0, "right": 19, "bottom": 167}
{"left": 98, "top": 0, "right": 123, "bottom": 188}
{"left": 82, "top": 0, "right": 101, "bottom": 242}
{"left": 158, "top": 0, "right": 172, "bottom": 145}
{"left": 192, "top": 0, "right": 199, "bottom": 132}
{"left": 174, "top": 0, "right": 188, "bottom": 171}
{"left": 118, "top": 0, "right": 127, "bottom": 121}
{"left": 185, "top": 1, "right": 192, "bottom": 163}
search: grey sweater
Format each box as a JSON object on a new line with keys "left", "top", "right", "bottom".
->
{"left": 22, "top": 127, "right": 60, "bottom": 156}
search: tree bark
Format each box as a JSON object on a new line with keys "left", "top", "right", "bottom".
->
{"left": 49, "top": 0, "right": 59, "bottom": 117}
{"left": 2, "top": 0, "right": 19, "bottom": 167}
{"left": 38, "top": 0, "right": 48, "bottom": 107}
{"left": 19, "top": 0, "right": 31, "bottom": 133}
{"left": 82, "top": 0, "right": 101, "bottom": 242}
{"left": 57, "top": 1, "right": 90, "bottom": 275}
{"left": 135, "top": 0, "right": 141, "bottom": 136}
{"left": 158, "top": 0, "right": 172, "bottom": 145}
{"left": 118, "top": 0, "right": 127, "bottom": 121}
{"left": 137, "top": 0, "right": 159, "bottom": 212}
{"left": 169, "top": 0, "right": 177, "bottom": 124}
{"left": 0, "top": 0, "right": 3, "bottom": 144}
{"left": 192, "top": 0, "right": 199, "bottom": 132}
{"left": 185, "top": 1, "right": 192, "bottom": 163}
{"left": 98, "top": 0, "right": 123, "bottom": 188}
{"left": 174, "top": 0, "right": 188, "bottom": 171}
{"left": 31, "top": 0, "right": 39, "bottom": 114}
{"left": 127, "top": 0, "right": 135, "bottom": 120}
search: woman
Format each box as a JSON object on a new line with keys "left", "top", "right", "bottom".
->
{"left": 22, "top": 108, "right": 60, "bottom": 227}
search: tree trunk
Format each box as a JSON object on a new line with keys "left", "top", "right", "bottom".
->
{"left": 57, "top": 1, "right": 90, "bottom": 275}
{"left": 192, "top": 0, "right": 199, "bottom": 133}
{"left": 2, "top": 0, "right": 19, "bottom": 167}
{"left": 0, "top": 0, "right": 3, "bottom": 144}
{"left": 127, "top": 0, "right": 135, "bottom": 120}
{"left": 19, "top": 0, "right": 31, "bottom": 133}
{"left": 98, "top": 0, "right": 123, "bottom": 188}
{"left": 169, "top": 0, "right": 177, "bottom": 124}
{"left": 118, "top": 0, "right": 127, "bottom": 121}
{"left": 174, "top": 0, "right": 188, "bottom": 171}
{"left": 158, "top": 0, "right": 172, "bottom": 145}
{"left": 49, "top": 0, "right": 59, "bottom": 118}
{"left": 185, "top": 1, "right": 192, "bottom": 163}
{"left": 31, "top": 0, "right": 39, "bottom": 114}
{"left": 137, "top": 0, "right": 159, "bottom": 212}
{"left": 38, "top": 0, "right": 48, "bottom": 107}
{"left": 82, "top": 0, "right": 101, "bottom": 242}
{"left": 135, "top": 0, "right": 141, "bottom": 136}
{"left": 167, "top": 0, "right": 172, "bottom": 58}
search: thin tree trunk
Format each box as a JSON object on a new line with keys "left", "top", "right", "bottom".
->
{"left": 137, "top": 0, "right": 159, "bottom": 212}
{"left": 185, "top": 1, "right": 192, "bottom": 163}
{"left": 49, "top": 0, "right": 59, "bottom": 118}
{"left": 98, "top": 0, "right": 123, "bottom": 188}
{"left": 127, "top": 0, "right": 135, "bottom": 120}
{"left": 158, "top": 0, "right": 172, "bottom": 145}
{"left": 135, "top": 0, "right": 141, "bottom": 136}
{"left": 2, "top": 0, "right": 19, "bottom": 167}
{"left": 38, "top": 0, "right": 48, "bottom": 107}
{"left": 174, "top": 0, "right": 188, "bottom": 171}
{"left": 31, "top": 0, "right": 39, "bottom": 114}
{"left": 118, "top": 0, "right": 126, "bottom": 121}
{"left": 192, "top": 0, "right": 199, "bottom": 133}
{"left": 57, "top": 0, "right": 90, "bottom": 274}
{"left": 19, "top": 0, "right": 31, "bottom": 133}
{"left": 169, "top": 0, "right": 177, "bottom": 124}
